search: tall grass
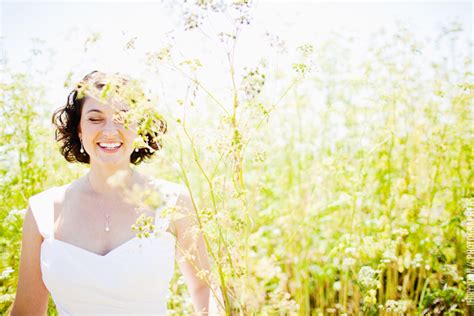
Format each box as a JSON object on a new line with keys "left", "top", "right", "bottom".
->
{"left": 0, "top": 2, "right": 472, "bottom": 315}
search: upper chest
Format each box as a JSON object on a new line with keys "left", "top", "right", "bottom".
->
{"left": 51, "top": 183, "right": 170, "bottom": 257}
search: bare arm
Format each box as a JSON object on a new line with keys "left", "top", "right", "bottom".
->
{"left": 9, "top": 205, "right": 50, "bottom": 316}
{"left": 174, "top": 193, "right": 211, "bottom": 315}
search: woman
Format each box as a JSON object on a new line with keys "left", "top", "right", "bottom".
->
{"left": 9, "top": 71, "right": 212, "bottom": 315}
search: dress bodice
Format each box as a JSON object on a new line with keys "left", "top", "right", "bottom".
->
{"left": 29, "top": 178, "right": 184, "bottom": 315}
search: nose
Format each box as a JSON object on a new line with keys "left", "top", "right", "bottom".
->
{"left": 101, "top": 117, "right": 121, "bottom": 136}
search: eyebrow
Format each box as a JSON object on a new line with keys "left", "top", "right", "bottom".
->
{"left": 86, "top": 109, "right": 103, "bottom": 114}
{"left": 86, "top": 109, "right": 128, "bottom": 114}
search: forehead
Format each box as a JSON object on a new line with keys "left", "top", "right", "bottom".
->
{"left": 82, "top": 95, "right": 129, "bottom": 113}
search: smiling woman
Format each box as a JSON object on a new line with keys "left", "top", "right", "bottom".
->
{"left": 8, "top": 71, "right": 213, "bottom": 315}
{"left": 52, "top": 70, "right": 167, "bottom": 165}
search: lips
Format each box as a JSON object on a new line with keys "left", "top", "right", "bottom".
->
{"left": 97, "top": 142, "right": 123, "bottom": 153}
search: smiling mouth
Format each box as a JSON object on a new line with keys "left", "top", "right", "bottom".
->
{"left": 97, "top": 142, "right": 123, "bottom": 152}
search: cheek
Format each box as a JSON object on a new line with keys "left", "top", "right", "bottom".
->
{"left": 124, "top": 130, "right": 139, "bottom": 144}
{"left": 80, "top": 123, "right": 99, "bottom": 137}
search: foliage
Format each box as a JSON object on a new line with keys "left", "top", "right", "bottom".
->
{"left": 1, "top": 1, "right": 472, "bottom": 315}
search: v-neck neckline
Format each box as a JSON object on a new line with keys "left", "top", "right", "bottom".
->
{"left": 50, "top": 235, "right": 141, "bottom": 257}
{"left": 48, "top": 179, "right": 176, "bottom": 258}
{"left": 48, "top": 231, "right": 176, "bottom": 258}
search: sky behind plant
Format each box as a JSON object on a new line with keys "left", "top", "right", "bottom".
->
{"left": 1, "top": 1, "right": 471, "bottom": 117}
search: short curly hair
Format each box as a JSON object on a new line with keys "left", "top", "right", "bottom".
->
{"left": 51, "top": 70, "right": 167, "bottom": 165}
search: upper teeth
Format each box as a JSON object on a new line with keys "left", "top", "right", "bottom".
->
{"left": 99, "top": 142, "right": 121, "bottom": 148}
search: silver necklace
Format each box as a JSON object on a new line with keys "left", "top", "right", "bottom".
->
{"left": 86, "top": 170, "right": 135, "bottom": 233}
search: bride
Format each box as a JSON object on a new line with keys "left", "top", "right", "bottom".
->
{"left": 9, "top": 71, "right": 213, "bottom": 315}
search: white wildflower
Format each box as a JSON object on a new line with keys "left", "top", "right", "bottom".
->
{"left": 385, "top": 299, "right": 412, "bottom": 313}
{"left": 0, "top": 267, "right": 14, "bottom": 280}
{"left": 357, "top": 266, "right": 378, "bottom": 288}
{"left": 342, "top": 257, "right": 356, "bottom": 268}
{"left": 382, "top": 241, "right": 397, "bottom": 262}
{"left": 5, "top": 208, "right": 26, "bottom": 222}
{"left": 345, "top": 247, "right": 357, "bottom": 255}
{"left": 413, "top": 253, "right": 423, "bottom": 268}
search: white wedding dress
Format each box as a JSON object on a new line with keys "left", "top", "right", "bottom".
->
{"left": 29, "top": 179, "right": 183, "bottom": 315}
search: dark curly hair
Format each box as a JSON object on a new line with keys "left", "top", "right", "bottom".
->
{"left": 51, "top": 70, "right": 167, "bottom": 165}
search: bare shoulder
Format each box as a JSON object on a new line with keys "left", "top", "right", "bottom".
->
{"left": 22, "top": 205, "right": 43, "bottom": 243}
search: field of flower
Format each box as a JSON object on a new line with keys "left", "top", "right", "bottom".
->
{"left": 1, "top": 1, "right": 472, "bottom": 315}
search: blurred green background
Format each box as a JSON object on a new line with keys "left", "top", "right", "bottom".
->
{"left": 1, "top": 1, "right": 472, "bottom": 315}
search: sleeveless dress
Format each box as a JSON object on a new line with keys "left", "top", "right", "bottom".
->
{"left": 29, "top": 179, "right": 183, "bottom": 315}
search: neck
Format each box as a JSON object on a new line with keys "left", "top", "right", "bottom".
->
{"left": 86, "top": 166, "right": 135, "bottom": 197}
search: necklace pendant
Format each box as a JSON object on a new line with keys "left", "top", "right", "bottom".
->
{"left": 105, "top": 214, "right": 111, "bottom": 232}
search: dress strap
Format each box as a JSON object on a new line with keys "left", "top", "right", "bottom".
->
{"left": 152, "top": 180, "right": 185, "bottom": 231}
{"left": 28, "top": 186, "right": 61, "bottom": 239}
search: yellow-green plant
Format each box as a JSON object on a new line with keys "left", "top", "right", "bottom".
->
{"left": 1, "top": 2, "right": 472, "bottom": 315}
